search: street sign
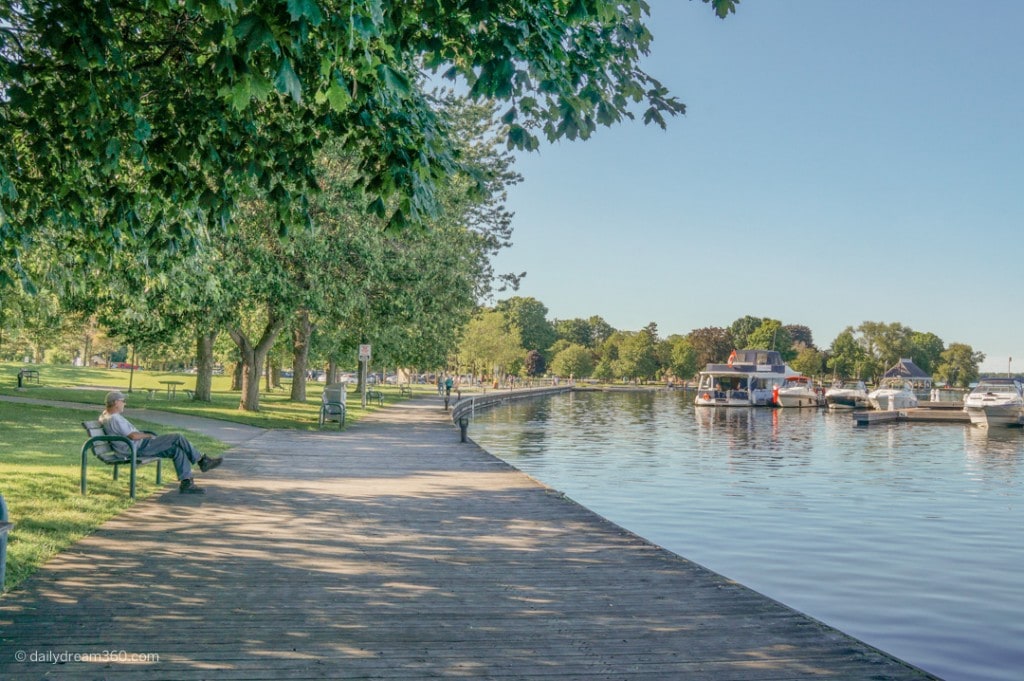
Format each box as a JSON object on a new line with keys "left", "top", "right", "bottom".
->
{"left": 359, "top": 344, "right": 371, "bottom": 361}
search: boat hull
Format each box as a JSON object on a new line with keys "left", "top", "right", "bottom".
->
{"left": 825, "top": 394, "right": 869, "bottom": 410}
{"left": 964, "top": 404, "right": 1024, "bottom": 428}
{"left": 867, "top": 393, "right": 918, "bottom": 411}
{"left": 776, "top": 390, "right": 820, "bottom": 408}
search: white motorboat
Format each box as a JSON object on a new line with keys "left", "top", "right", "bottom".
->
{"left": 825, "top": 379, "right": 870, "bottom": 410}
{"left": 695, "top": 350, "right": 799, "bottom": 407}
{"left": 867, "top": 378, "right": 919, "bottom": 411}
{"left": 775, "top": 375, "right": 821, "bottom": 408}
{"left": 963, "top": 378, "right": 1024, "bottom": 428}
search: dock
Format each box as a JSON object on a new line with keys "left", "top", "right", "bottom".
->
{"left": 0, "top": 395, "right": 940, "bottom": 679}
{"left": 854, "top": 402, "right": 970, "bottom": 426}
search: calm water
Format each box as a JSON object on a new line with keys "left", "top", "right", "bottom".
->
{"left": 467, "top": 390, "right": 1024, "bottom": 681}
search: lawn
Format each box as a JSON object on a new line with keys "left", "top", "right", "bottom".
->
{"left": 0, "top": 362, "right": 432, "bottom": 592}
{"left": 0, "top": 400, "right": 227, "bottom": 591}
{"left": 0, "top": 362, "right": 426, "bottom": 430}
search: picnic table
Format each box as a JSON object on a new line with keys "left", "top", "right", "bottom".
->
{"left": 16, "top": 368, "right": 39, "bottom": 388}
{"left": 158, "top": 380, "right": 185, "bottom": 400}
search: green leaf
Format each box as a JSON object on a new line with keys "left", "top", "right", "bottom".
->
{"left": 235, "top": 14, "right": 280, "bottom": 57}
{"left": 134, "top": 118, "right": 152, "bottom": 142}
{"left": 707, "top": 0, "right": 739, "bottom": 19}
{"left": 324, "top": 79, "right": 352, "bottom": 110}
{"left": 286, "top": 0, "right": 324, "bottom": 25}
{"left": 377, "top": 65, "right": 411, "bottom": 97}
{"left": 275, "top": 58, "right": 303, "bottom": 103}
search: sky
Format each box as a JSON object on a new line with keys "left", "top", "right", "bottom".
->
{"left": 490, "top": 1, "right": 1023, "bottom": 373}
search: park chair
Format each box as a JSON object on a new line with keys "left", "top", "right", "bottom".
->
{"left": 319, "top": 383, "right": 347, "bottom": 429}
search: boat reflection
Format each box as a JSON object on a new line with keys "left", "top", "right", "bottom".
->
{"left": 963, "top": 425, "right": 1024, "bottom": 476}
{"left": 694, "top": 405, "right": 817, "bottom": 457}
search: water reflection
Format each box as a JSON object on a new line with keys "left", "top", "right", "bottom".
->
{"left": 963, "top": 426, "right": 1023, "bottom": 478}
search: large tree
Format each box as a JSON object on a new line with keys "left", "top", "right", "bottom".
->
{"left": 458, "top": 309, "right": 522, "bottom": 381}
{"left": 827, "top": 327, "right": 869, "bottom": 379}
{"left": 935, "top": 343, "right": 985, "bottom": 388}
{"left": 686, "top": 326, "right": 732, "bottom": 368}
{"left": 1, "top": 0, "right": 735, "bottom": 284}
{"left": 550, "top": 343, "right": 594, "bottom": 379}
{"left": 665, "top": 335, "right": 699, "bottom": 381}
{"left": 496, "top": 296, "right": 556, "bottom": 356}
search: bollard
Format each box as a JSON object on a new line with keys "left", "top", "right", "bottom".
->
{"left": 459, "top": 416, "right": 470, "bottom": 443}
{"left": 0, "top": 493, "right": 12, "bottom": 592}
{"left": 16, "top": 371, "right": 22, "bottom": 390}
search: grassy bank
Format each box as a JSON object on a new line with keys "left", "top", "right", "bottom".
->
{"left": 0, "top": 362, "right": 439, "bottom": 592}
{"left": 0, "top": 400, "right": 228, "bottom": 592}
{"left": 0, "top": 362, "right": 426, "bottom": 430}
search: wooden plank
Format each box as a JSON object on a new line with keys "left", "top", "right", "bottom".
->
{"left": 0, "top": 397, "right": 941, "bottom": 680}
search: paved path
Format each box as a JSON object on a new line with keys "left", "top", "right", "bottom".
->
{"left": 0, "top": 395, "right": 939, "bottom": 679}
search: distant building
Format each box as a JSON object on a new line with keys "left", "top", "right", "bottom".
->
{"left": 883, "top": 357, "right": 933, "bottom": 393}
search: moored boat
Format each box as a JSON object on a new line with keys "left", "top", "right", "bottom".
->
{"left": 825, "top": 379, "right": 870, "bottom": 410}
{"left": 775, "top": 375, "right": 822, "bottom": 408}
{"left": 694, "top": 350, "right": 799, "bottom": 407}
{"left": 867, "top": 378, "right": 918, "bottom": 411}
{"left": 963, "top": 378, "right": 1024, "bottom": 428}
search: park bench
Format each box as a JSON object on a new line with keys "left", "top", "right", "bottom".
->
{"left": 319, "top": 383, "right": 347, "bottom": 429}
{"left": 80, "top": 421, "right": 163, "bottom": 500}
{"left": 399, "top": 384, "right": 412, "bottom": 397}
{"left": 366, "top": 389, "right": 384, "bottom": 406}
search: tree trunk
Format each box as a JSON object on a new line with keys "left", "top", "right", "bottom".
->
{"left": 194, "top": 330, "right": 217, "bottom": 401}
{"left": 229, "top": 307, "right": 288, "bottom": 412}
{"left": 231, "top": 362, "right": 243, "bottom": 391}
{"left": 290, "top": 310, "right": 312, "bottom": 402}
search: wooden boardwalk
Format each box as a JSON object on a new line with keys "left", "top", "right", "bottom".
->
{"left": 0, "top": 396, "right": 940, "bottom": 679}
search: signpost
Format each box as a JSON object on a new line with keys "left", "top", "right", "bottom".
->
{"left": 359, "top": 344, "right": 371, "bottom": 407}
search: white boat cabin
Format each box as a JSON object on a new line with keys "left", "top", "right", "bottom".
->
{"left": 695, "top": 350, "right": 798, "bottom": 407}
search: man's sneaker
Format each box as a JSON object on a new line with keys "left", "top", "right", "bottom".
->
{"left": 179, "top": 478, "right": 205, "bottom": 494}
{"left": 198, "top": 455, "right": 223, "bottom": 473}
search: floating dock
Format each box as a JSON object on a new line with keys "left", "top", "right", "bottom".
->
{"left": 854, "top": 402, "right": 970, "bottom": 426}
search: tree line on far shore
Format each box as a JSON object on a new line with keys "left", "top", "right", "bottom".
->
{"left": 457, "top": 303, "right": 989, "bottom": 388}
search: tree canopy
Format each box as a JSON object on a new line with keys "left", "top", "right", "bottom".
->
{"left": 0, "top": 0, "right": 734, "bottom": 286}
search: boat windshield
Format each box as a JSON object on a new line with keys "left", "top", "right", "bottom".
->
{"left": 697, "top": 374, "right": 746, "bottom": 391}
{"left": 974, "top": 383, "right": 1021, "bottom": 395}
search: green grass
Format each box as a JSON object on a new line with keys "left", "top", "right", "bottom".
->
{"left": 0, "top": 362, "right": 429, "bottom": 430}
{"left": 0, "top": 400, "right": 227, "bottom": 591}
{"left": 0, "top": 362, "right": 440, "bottom": 592}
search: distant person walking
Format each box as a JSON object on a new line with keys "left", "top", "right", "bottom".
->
{"left": 99, "top": 391, "right": 223, "bottom": 494}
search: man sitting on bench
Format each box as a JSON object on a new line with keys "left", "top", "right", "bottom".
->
{"left": 99, "top": 391, "right": 223, "bottom": 494}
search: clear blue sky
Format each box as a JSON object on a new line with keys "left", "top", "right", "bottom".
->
{"left": 492, "top": 1, "right": 1022, "bottom": 373}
